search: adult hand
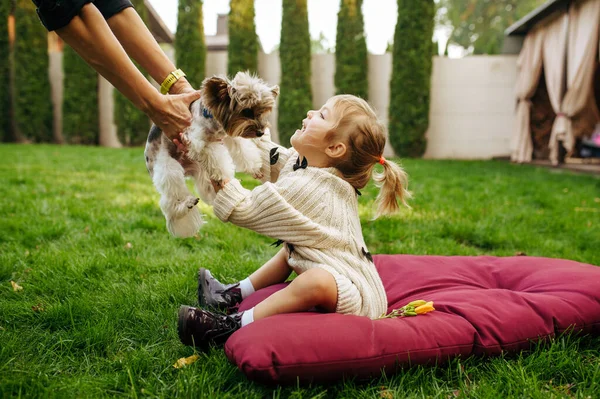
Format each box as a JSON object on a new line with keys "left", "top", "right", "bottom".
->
{"left": 147, "top": 90, "right": 201, "bottom": 140}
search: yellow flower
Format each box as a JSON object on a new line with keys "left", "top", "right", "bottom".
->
{"left": 415, "top": 301, "right": 435, "bottom": 315}
{"left": 406, "top": 300, "right": 427, "bottom": 307}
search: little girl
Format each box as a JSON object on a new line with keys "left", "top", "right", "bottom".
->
{"left": 178, "top": 95, "right": 411, "bottom": 349}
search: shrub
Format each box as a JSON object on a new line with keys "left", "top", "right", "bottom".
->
{"left": 62, "top": 44, "right": 98, "bottom": 144}
{"left": 388, "top": 0, "right": 435, "bottom": 157}
{"left": 335, "top": 0, "right": 368, "bottom": 99}
{"left": 228, "top": 0, "right": 258, "bottom": 76}
{"left": 278, "top": 0, "right": 312, "bottom": 147}
{"left": 0, "top": 1, "right": 10, "bottom": 141}
{"left": 114, "top": 0, "right": 150, "bottom": 146}
{"left": 14, "top": 0, "right": 52, "bottom": 142}
{"left": 176, "top": 0, "right": 206, "bottom": 88}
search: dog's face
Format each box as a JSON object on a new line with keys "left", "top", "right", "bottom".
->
{"left": 201, "top": 72, "right": 279, "bottom": 138}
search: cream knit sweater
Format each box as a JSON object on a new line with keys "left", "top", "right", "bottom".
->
{"left": 213, "top": 135, "right": 388, "bottom": 319}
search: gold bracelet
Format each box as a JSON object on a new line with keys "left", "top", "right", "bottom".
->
{"left": 160, "top": 69, "right": 186, "bottom": 94}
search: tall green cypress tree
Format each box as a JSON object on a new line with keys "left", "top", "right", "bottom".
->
{"left": 228, "top": 0, "right": 258, "bottom": 76}
{"left": 14, "top": 0, "right": 52, "bottom": 142}
{"left": 114, "top": 0, "right": 150, "bottom": 146}
{"left": 388, "top": 0, "right": 434, "bottom": 157}
{"left": 278, "top": 0, "right": 312, "bottom": 147}
{"left": 63, "top": 44, "right": 98, "bottom": 144}
{"left": 334, "top": 0, "right": 368, "bottom": 99}
{"left": 176, "top": 0, "right": 206, "bottom": 88}
{"left": 0, "top": 1, "right": 10, "bottom": 141}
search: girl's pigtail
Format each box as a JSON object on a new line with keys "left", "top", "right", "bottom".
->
{"left": 373, "top": 158, "right": 412, "bottom": 217}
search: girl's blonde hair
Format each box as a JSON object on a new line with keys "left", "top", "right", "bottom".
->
{"left": 326, "top": 95, "right": 411, "bottom": 217}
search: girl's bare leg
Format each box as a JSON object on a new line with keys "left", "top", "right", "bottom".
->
{"left": 253, "top": 268, "right": 337, "bottom": 320}
{"left": 248, "top": 247, "right": 293, "bottom": 290}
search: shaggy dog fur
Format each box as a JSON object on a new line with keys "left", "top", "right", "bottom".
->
{"left": 144, "top": 72, "right": 279, "bottom": 237}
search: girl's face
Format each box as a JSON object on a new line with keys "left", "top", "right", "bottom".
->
{"left": 291, "top": 100, "right": 346, "bottom": 167}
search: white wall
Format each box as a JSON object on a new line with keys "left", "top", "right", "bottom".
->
{"left": 425, "top": 56, "right": 518, "bottom": 159}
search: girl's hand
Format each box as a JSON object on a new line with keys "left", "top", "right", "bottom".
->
{"left": 211, "top": 179, "right": 230, "bottom": 193}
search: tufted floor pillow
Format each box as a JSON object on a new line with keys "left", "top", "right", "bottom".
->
{"left": 224, "top": 255, "right": 600, "bottom": 384}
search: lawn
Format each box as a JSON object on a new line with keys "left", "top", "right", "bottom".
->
{"left": 1, "top": 144, "right": 599, "bottom": 398}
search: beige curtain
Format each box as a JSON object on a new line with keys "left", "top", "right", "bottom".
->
{"left": 549, "top": 0, "right": 600, "bottom": 164}
{"left": 543, "top": 13, "right": 568, "bottom": 139}
{"left": 511, "top": 28, "right": 545, "bottom": 163}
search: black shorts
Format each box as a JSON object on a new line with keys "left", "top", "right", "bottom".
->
{"left": 32, "top": 0, "right": 134, "bottom": 31}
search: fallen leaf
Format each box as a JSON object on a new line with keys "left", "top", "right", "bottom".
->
{"left": 379, "top": 387, "right": 394, "bottom": 399}
{"left": 84, "top": 226, "right": 90, "bottom": 233}
{"left": 125, "top": 242, "right": 132, "bottom": 249}
{"left": 515, "top": 252, "right": 527, "bottom": 256}
{"left": 11, "top": 281, "right": 23, "bottom": 292}
{"left": 173, "top": 354, "right": 200, "bottom": 369}
{"left": 32, "top": 304, "right": 45, "bottom": 313}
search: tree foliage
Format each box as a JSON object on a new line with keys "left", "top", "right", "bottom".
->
{"left": 0, "top": 1, "right": 11, "bottom": 141}
{"left": 63, "top": 44, "right": 98, "bottom": 144}
{"left": 115, "top": 0, "right": 150, "bottom": 146}
{"left": 228, "top": 0, "right": 258, "bottom": 76}
{"left": 438, "top": 0, "right": 546, "bottom": 55}
{"left": 176, "top": 0, "right": 206, "bottom": 87}
{"left": 278, "top": 0, "right": 312, "bottom": 147}
{"left": 335, "top": 0, "right": 368, "bottom": 99}
{"left": 388, "top": 0, "right": 435, "bottom": 157}
{"left": 14, "top": 0, "right": 52, "bottom": 142}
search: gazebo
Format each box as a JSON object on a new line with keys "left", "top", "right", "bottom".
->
{"left": 504, "top": 0, "right": 600, "bottom": 165}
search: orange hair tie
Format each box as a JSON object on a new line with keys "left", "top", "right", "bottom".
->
{"left": 379, "top": 156, "right": 386, "bottom": 165}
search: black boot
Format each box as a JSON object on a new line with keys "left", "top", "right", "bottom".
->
{"left": 197, "top": 268, "right": 243, "bottom": 311}
{"left": 178, "top": 305, "right": 242, "bottom": 349}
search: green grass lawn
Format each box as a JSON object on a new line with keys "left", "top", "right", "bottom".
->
{"left": 1, "top": 144, "right": 599, "bottom": 398}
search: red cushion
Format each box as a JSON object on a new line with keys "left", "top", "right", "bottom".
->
{"left": 224, "top": 255, "right": 600, "bottom": 384}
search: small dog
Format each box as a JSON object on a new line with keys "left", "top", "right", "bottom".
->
{"left": 144, "top": 72, "right": 279, "bottom": 237}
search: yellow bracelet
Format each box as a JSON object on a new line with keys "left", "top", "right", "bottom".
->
{"left": 160, "top": 69, "right": 186, "bottom": 94}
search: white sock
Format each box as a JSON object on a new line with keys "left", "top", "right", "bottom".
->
{"left": 240, "top": 307, "right": 254, "bottom": 327}
{"left": 239, "top": 277, "right": 255, "bottom": 299}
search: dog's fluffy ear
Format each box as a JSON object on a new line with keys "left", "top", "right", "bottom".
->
{"left": 201, "top": 76, "right": 230, "bottom": 109}
{"left": 271, "top": 85, "right": 280, "bottom": 99}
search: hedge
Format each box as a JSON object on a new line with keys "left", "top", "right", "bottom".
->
{"left": 388, "top": 0, "right": 435, "bottom": 157}
{"left": 228, "top": 0, "right": 258, "bottom": 76}
{"left": 335, "top": 0, "right": 368, "bottom": 99}
{"left": 0, "top": 1, "right": 10, "bottom": 141}
{"left": 176, "top": 0, "right": 206, "bottom": 88}
{"left": 63, "top": 44, "right": 98, "bottom": 144}
{"left": 278, "top": 0, "right": 312, "bottom": 147}
{"left": 114, "top": 0, "right": 150, "bottom": 146}
{"left": 14, "top": 0, "right": 52, "bottom": 142}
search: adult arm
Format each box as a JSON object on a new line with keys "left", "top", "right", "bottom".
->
{"left": 105, "top": 7, "right": 193, "bottom": 96}
{"left": 54, "top": 3, "right": 199, "bottom": 138}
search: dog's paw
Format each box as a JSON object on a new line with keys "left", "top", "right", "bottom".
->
{"left": 179, "top": 133, "right": 192, "bottom": 147}
{"left": 185, "top": 197, "right": 200, "bottom": 209}
{"left": 252, "top": 171, "right": 264, "bottom": 180}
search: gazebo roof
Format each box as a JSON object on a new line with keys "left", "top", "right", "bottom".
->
{"left": 505, "top": 0, "right": 570, "bottom": 36}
